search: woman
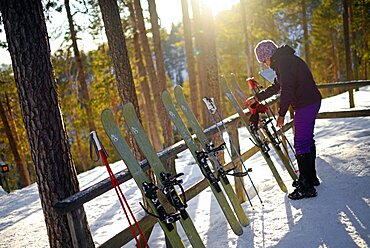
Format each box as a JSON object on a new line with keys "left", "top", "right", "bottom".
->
{"left": 247, "top": 40, "right": 322, "bottom": 200}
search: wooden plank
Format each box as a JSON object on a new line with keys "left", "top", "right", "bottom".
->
{"left": 316, "top": 80, "right": 370, "bottom": 89}
{"left": 317, "top": 109, "right": 370, "bottom": 119}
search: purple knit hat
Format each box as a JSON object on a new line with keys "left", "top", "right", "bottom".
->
{"left": 254, "top": 40, "right": 278, "bottom": 63}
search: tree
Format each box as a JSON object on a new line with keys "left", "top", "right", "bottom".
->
{"left": 65, "top": 0, "right": 97, "bottom": 132}
{"left": 0, "top": 0, "right": 94, "bottom": 247}
{"left": 191, "top": 0, "right": 207, "bottom": 125}
{"left": 133, "top": 0, "right": 165, "bottom": 150}
{"left": 202, "top": 4, "right": 222, "bottom": 123}
{"left": 126, "top": 0, "right": 162, "bottom": 151}
{"left": 98, "top": 0, "right": 145, "bottom": 159}
{"left": 343, "top": 0, "right": 355, "bottom": 107}
{"left": 147, "top": 0, "right": 175, "bottom": 172}
{"left": 0, "top": 96, "right": 31, "bottom": 187}
{"left": 240, "top": 0, "right": 254, "bottom": 76}
{"left": 301, "top": 0, "right": 311, "bottom": 67}
{"left": 181, "top": 0, "right": 201, "bottom": 121}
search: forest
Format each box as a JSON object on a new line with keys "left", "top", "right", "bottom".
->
{"left": 0, "top": 0, "right": 369, "bottom": 195}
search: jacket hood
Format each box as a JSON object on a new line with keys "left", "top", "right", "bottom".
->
{"left": 271, "top": 45, "right": 295, "bottom": 70}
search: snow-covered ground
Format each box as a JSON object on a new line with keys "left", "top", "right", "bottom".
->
{"left": 0, "top": 86, "right": 369, "bottom": 248}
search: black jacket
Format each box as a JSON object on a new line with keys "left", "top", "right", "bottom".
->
{"left": 256, "top": 45, "right": 322, "bottom": 116}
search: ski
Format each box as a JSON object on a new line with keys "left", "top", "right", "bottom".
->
{"left": 90, "top": 131, "right": 149, "bottom": 248}
{"left": 161, "top": 90, "right": 243, "bottom": 236}
{"left": 246, "top": 76, "right": 298, "bottom": 180}
{"left": 219, "top": 76, "right": 288, "bottom": 193}
{"left": 174, "top": 85, "right": 250, "bottom": 226}
{"left": 120, "top": 104, "right": 205, "bottom": 248}
{"left": 101, "top": 109, "right": 186, "bottom": 248}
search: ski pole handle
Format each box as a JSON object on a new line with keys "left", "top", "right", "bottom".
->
{"left": 202, "top": 97, "right": 217, "bottom": 114}
{"left": 90, "top": 131, "right": 102, "bottom": 151}
{"left": 89, "top": 131, "right": 109, "bottom": 161}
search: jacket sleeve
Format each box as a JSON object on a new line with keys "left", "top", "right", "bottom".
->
{"left": 277, "top": 62, "right": 295, "bottom": 117}
{"left": 255, "top": 79, "right": 280, "bottom": 101}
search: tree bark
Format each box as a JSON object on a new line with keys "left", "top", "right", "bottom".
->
{"left": 202, "top": 5, "right": 222, "bottom": 116}
{"left": 98, "top": 0, "right": 146, "bottom": 160}
{"left": 301, "top": 0, "right": 311, "bottom": 68}
{"left": 133, "top": 0, "right": 164, "bottom": 149}
{"left": 240, "top": 0, "right": 254, "bottom": 76}
{"left": 343, "top": 0, "right": 353, "bottom": 81}
{"left": 4, "top": 93, "right": 31, "bottom": 183}
{"left": 65, "top": 0, "right": 96, "bottom": 132}
{"left": 348, "top": 0, "right": 359, "bottom": 80}
{"left": 127, "top": 1, "right": 162, "bottom": 151}
{"left": 0, "top": 1, "right": 94, "bottom": 247}
{"left": 191, "top": 0, "right": 207, "bottom": 126}
{"left": 181, "top": 0, "right": 201, "bottom": 121}
{"left": 147, "top": 0, "right": 175, "bottom": 173}
{"left": 342, "top": 0, "right": 354, "bottom": 107}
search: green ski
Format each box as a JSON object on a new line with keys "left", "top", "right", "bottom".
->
{"left": 174, "top": 85, "right": 250, "bottom": 226}
{"left": 161, "top": 90, "right": 243, "bottom": 236}
{"left": 238, "top": 74, "right": 298, "bottom": 181}
{"left": 219, "top": 76, "right": 288, "bottom": 193}
{"left": 121, "top": 104, "right": 205, "bottom": 248}
{"left": 101, "top": 109, "right": 185, "bottom": 247}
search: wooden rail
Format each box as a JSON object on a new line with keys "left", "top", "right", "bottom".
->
{"left": 54, "top": 80, "right": 369, "bottom": 248}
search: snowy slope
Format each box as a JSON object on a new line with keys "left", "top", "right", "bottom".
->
{"left": 0, "top": 86, "right": 369, "bottom": 248}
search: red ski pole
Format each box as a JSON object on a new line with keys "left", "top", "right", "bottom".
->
{"left": 90, "top": 131, "right": 149, "bottom": 248}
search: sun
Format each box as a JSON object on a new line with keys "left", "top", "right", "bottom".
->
{"left": 199, "top": 0, "right": 240, "bottom": 15}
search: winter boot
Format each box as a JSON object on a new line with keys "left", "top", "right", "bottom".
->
{"left": 292, "top": 146, "right": 320, "bottom": 187}
{"left": 310, "top": 146, "right": 320, "bottom": 186}
{"left": 288, "top": 153, "right": 317, "bottom": 200}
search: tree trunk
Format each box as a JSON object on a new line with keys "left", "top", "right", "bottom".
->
{"left": 0, "top": 99, "right": 31, "bottom": 187}
{"left": 0, "top": 1, "right": 94, "bottom": 247}
{"left": 202, "top": 5, "right": 221, "bottom": 115}
{"left": 191, "top": 0, "right": 207, "bottom": 126}
{"left": 98, "top": 0, "right": 146, "bottom": 160}
{"left": 348, "top": 0, "right": 359, "bottom": 80}
{"left": 240, "top": 0, "right": 254, "bottom": 76}
{"left": 301, "top": 0, "right": 311, "bottom": 68}
{"left": 133, "top": 0, "right": 164, "bottom": 150}
{"left": 65, "top": 0, "right": 96, "bottom": 132}
{"left": 127, "top": 1, "right": 162, "bottom": 151}
{"left": 181, "top": 0, "right": 201, "bottom": 121}
{"left": 343, "top": 0, "right": 353, "bottom": 81}
{"left": 331, "top": 31, "right": 339, "bottom": 82}
{"left": 342, "top": 0, "right": 354, "bottom": 107}
{"left": 4, "top": 93, "right": 31, "bottom": 184}
{"left": 147, "top": 0, "right": 175, "bottom": 173}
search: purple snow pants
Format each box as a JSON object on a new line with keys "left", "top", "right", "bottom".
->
{"left": 293, "top": 101, "right": 321, "bottom": 155}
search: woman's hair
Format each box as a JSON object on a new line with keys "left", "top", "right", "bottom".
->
{"left": 254, "top": 40, "right": 278, "bottom": 63}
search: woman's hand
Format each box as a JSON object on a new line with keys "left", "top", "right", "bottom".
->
{"left": 276, "top": 116, "right": 285, "bottom": 128}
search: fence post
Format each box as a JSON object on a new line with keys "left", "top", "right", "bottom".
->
{"left": 349, "top": 89, "right": 355, "bottom": 108}
{"left": 229, "top": 121, "right": 246, "bottom": 203}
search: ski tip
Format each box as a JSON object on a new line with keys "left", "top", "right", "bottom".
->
{"left": 174, "top": 85, "right": 182, "bottom": 92}
{"left": 101, "top": 108, "right": 113, "bottom": 115}
{"left": 161, "top": 89, "right": 170, "bottom": 99}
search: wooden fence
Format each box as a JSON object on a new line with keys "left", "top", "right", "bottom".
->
{"left": 54, "top": 80, "right": 370, "bottom": 248}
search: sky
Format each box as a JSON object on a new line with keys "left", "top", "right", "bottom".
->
{"left": 0, "top": 85, "right": 369, "bottom": 247}
{"left": 0, "top": 0, "right": 240, "bottom": 65}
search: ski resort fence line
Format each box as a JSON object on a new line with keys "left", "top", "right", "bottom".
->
{"left": 54, "top": 80, "right": 370, "bottom": 248}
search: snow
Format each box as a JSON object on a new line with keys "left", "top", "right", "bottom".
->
{"left": 0, "top": 87, "right": 369, "bottom": 248}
